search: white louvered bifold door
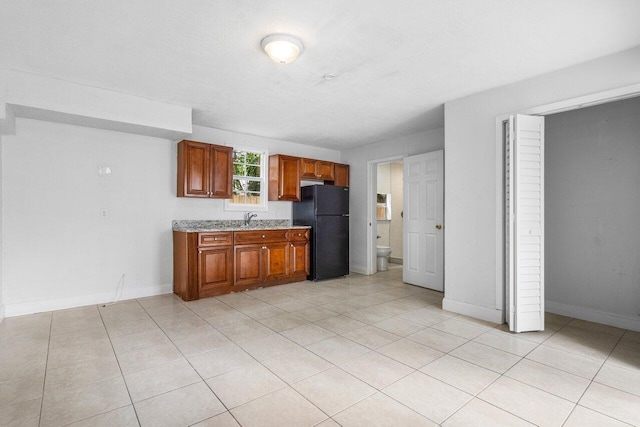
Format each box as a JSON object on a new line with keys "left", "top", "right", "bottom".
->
{"left": 506, "top": 114, "right": 545, "bottom": 332}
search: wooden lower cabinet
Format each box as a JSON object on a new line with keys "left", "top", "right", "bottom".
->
{"left": 234, "top": 245, "right": 263, "bottom": 287}
{"left": 290, "top": 240, "right": 310, "bottom": 278}
{"left": 198, "top": 247, "right": 233, "bottom": 297}
{"left": 173, "top": 228, "right": 309, "bottom": 301}
{"left": 263, "top": 242, "right": 290, "bottom": 281}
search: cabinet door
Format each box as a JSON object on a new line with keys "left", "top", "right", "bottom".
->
{"left": 210, "top": 145, "right": 233, "bottom": 198}
{"left": 234, "top": 245, "right": 263, "bottom": 286}
{"left": 300, "top": 158, "right": 317, "bottom": 179}
{"left": 178, "top": 141, "right": 210, "bottom": 197}
{"left": 289, "top": 240, "right": 310, "bottom": 277}
{"left": 198, "top": 247, "right": 233, "bottom": 296}
{"left": 315, "top": 161, "right": 335, "bottom": 180}
{"left": 276, "top": 155, "right": 301, "bottom": 201}
{"left": 263, "top": 242, "right": 290, "bottom": 281}
{"left": 334, "top": 163, "right": 350, "bottom": 187}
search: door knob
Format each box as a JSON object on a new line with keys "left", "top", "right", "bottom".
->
{"left": 435, "top": 224, "right": 443, "bottom": 230}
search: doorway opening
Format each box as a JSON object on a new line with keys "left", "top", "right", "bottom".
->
{"left": 375, "top": 161, "right": 404, "bottom": 273}
{"left": 501, "top": 89, "right": 640, "bottom": 332}
{"left": 367, "top": 155, "right": 404, "bottom": 276}
{"left": 367, "top": 151, "right": 444, "bottom": 292}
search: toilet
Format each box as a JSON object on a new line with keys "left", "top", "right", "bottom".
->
{"left": 376, "top": 246, "right": 392, "bottom": 271}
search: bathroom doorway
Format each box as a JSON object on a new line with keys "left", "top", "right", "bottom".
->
{"left": 372, "top": 159, "right": 404, "bottom": 274}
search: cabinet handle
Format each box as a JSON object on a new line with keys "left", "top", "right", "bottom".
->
{"left": 262, "top": 235, "right": 266, "bottom": 238}
{"left": 262, "top": 246, "right": 267, "bottom": 249}
{"left": 290, "top": 244, "right": 294, "bottom": 247}
{"left": 278, "top": 196, "right": 282, "bottom": 199}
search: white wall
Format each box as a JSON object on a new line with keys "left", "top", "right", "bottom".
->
{"left": 2, "top": 119, "right": 340, "bottom": 316}
{"left": 443, "top": 46, "right": 640, "bottom": 324}
{"left": 545, "top": 97, "right": 640, "bottom": 326}
{"left": 0, "top": 134, "right": 3, "bottom": 323}
{"left": 341, "top": 129, "right": 444, "bottom": 274}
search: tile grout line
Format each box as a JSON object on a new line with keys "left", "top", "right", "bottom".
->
{"left": 463, "top": 320, "right": 574, "bottom": 425}
{"left": 98, "top": 301, "right": 144, "bottom": 427}
{"left": 177, "top": 285, "right": 425, "bottom": 425}
{"left": 37, "top": 312, "right": 53, "bottom": 427}
{"left": 303, "top": 283, "right": 452, "bottom": 425}
{"left": 138, "top": 293, "right": 337, "bottom": 425}
{"left": 27, "top": 275, "right": 633, "bottom": 427}
{"left": 559, "top": 328, "right": 630, "bottom": 427}
{"left": 137, "top": 297, "right": 242, "bottom": 425}
{"left": 176, "top": 295, "right": 340, "bottom": 425}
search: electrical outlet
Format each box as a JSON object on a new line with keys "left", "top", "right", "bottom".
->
{"left": 98, "top": 166, "right": 112, "bottom": 176}
{"left": 101, "top": 209, "right": 109, "bottom": 218}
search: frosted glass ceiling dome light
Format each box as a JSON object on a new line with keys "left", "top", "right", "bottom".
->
{"left": 261, "top": 34, "right": 304, "bottom": 64}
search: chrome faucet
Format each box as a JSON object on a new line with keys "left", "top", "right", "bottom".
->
{"left": 244, "top": 212, "right": 257, "bottom": 227}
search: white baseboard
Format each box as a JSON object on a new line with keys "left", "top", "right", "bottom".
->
{"left": 546, "top": 300, "right": 640, "bottom": 332}
{"left": 0, "top": 304, "right": 5, "bottom": 324}
{"left": 349, "top": 265, "right": 369, "bottom": 275}
{"left": 390, "top": 257, "right": 403, "bottom": 265}
{"left": 4, "top": 284, "right": 173, "bottom": 317}
{"left": 442, "top": 298, "right": 504, "bottom": 324}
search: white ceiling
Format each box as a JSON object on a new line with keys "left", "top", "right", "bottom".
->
{"left": 2, "top": 0, "right": 640, "bottom": 149}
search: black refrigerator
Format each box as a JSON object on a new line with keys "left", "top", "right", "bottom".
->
{"left": 292, "top": 185, "right": 349, "bottom": 281}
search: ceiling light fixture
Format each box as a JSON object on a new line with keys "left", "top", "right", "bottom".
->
{"left": 261, "top": 34, "right": 304, "bottom": 65}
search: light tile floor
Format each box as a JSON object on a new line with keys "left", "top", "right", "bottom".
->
{"left": 1, "top": 265, "right": 639, "bottom": 426}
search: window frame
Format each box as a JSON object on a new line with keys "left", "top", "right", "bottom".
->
{"left": 224, "top": 146, "right": 269, "bottom": 212}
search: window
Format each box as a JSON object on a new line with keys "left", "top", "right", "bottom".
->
{"left": 225, "top": 147, "right": 268, "bottom": 211}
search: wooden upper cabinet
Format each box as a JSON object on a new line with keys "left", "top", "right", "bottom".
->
{"left": 315, "top": 160, "right": 335, "bottom": 180}
{"left": 178, "top": 140, "right": 210, "bottom": 197}
{"left": 269, "top": 155, "right": 301, "bottom": 201}
{"left": 210, "top": 145, "right": 233, "bottom": 198}
{"left": 334, "top": 163, "right": 350, "bottom": 187}
{"left": 177, "top": 140, "right": 232, "bottom": 198}
{"left": 300, "top": 158, "right": 335, "bottom": 180}
{"left": 300, "top": 158, "right": 317, "bottom": 179}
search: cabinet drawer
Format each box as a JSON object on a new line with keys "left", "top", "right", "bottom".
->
{"left": 289, "top": 229, "right": 310, "bottom": 241}
{"left": 234, "top": 229, "right": 289, "bottom": 244}
{"left": 198, "top": 232, "right": 233, "bottom": 247}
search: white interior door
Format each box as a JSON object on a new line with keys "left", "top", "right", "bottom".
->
{"left": 506, "top": 114, "right": 545, "bottom": 332}
{"left": 403, "top": 150, "right": 443, "bottom": 291}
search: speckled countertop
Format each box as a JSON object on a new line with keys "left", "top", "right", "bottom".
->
{"left": 172, "top": 220, "right": 311, "bottom": 232}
